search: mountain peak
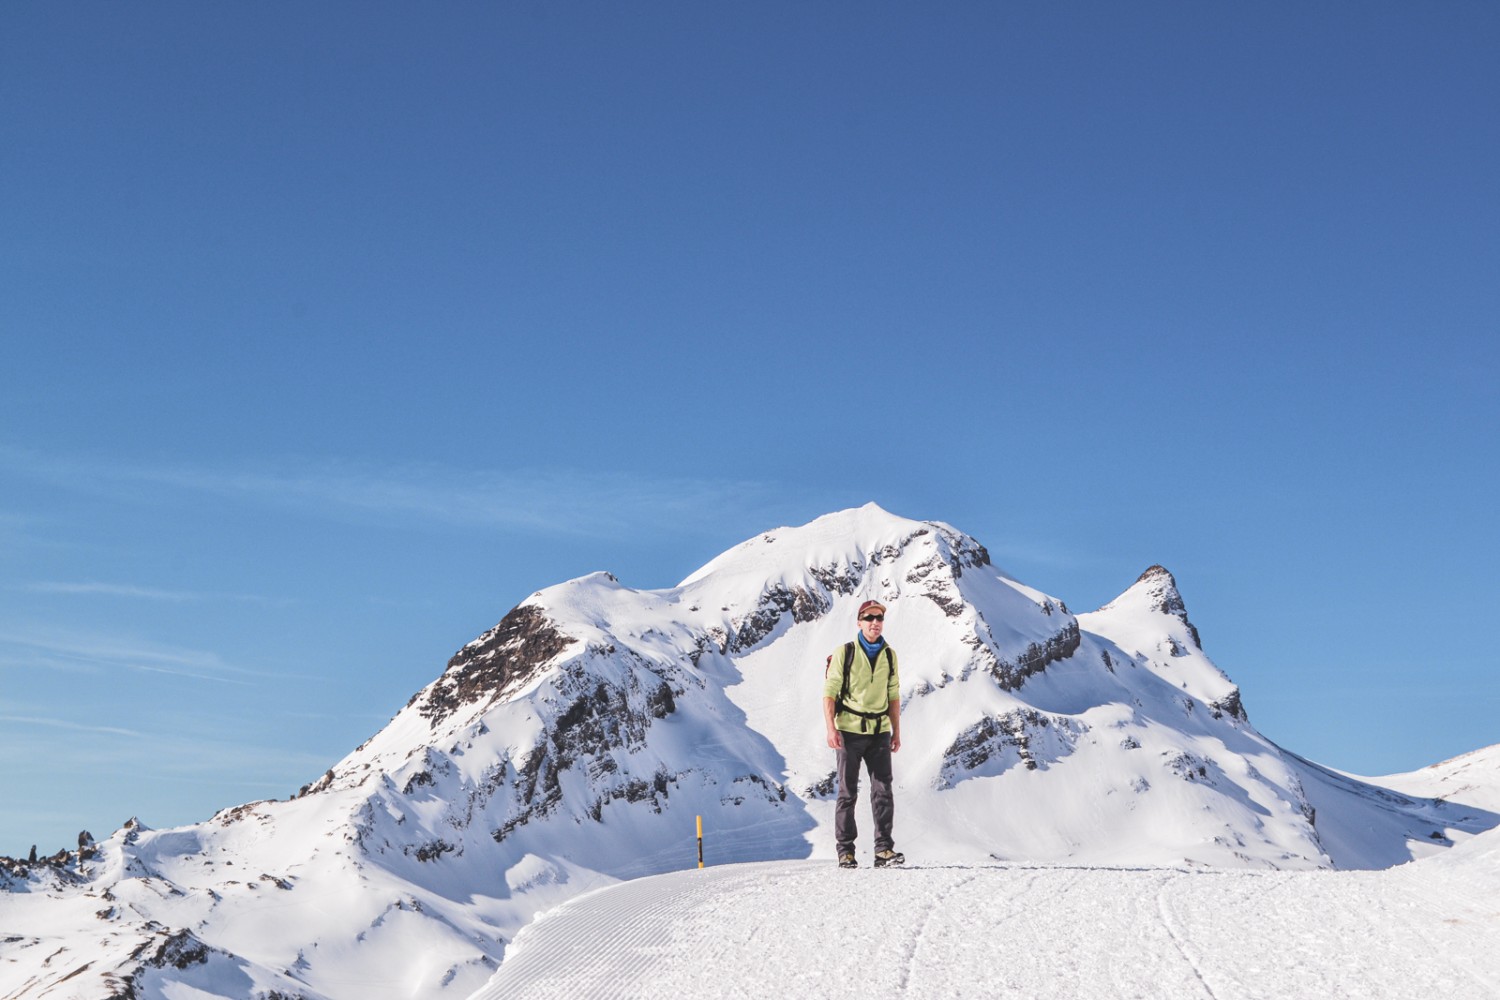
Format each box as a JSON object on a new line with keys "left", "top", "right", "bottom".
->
{"left": 1133, "top": 565, "right": 1185, "bottom": 614}
{"left": 1094, "top": 565, "right": 1202, "bottom": 651}
{"left": 1135, "top": 563, "right": 1175, "bottom": 585}
{"left": 676, "top": 504, "right": 990, "bottom": 590}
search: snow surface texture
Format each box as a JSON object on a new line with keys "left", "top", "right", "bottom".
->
{"left": 473, "top": 833, "right": 1500, "bottom": 999}
{"left": 3, "top": 505, "right": 1498, "bottom": 999}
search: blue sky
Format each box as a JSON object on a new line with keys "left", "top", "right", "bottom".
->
{"left": 3, "top": 2, "right": 1496, "bottom": 856}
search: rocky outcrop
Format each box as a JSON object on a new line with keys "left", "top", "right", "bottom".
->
{"left": 418, "top": 604, "right": 577, "bottom": 722}
{"left": 730, "top": 584, "right": 830, "bottom": 652}
{"left": 964, "top": 620, "right": 1083, "bottom": 690}
{"left": 937, "top": 709, "right": 1084, "bottom": 787}
{"left": 0, "top": 829, "right": 104, "bottom": 885}
{"left": 1210, "top": 689, "right": 1248, "bottom": 723}
{"left": 102, "top": 930, "right": 211, "bottom": 1000}
{"left": 493, "top": 654, "right": 680, "bottom": 839}
{"left": 1134, "top": 566, "right": 1202, "bottom": 649}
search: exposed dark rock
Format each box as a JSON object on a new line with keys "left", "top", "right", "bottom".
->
{"left": 645, "top": 680, "right": 676, "bottom": 718}
{"left": 1162, "top": 750, "right": 1216, "bottom": 783}
{"left": 420, "top": 604, "right": 578, "bottom": 723}
{"left": 1135, "top": 565, "right": 1178, "bottom": 608}
{"left": 905, "top": 556, "right": 945, "bottom": 584}
{"left": 983, "top": 621, "right": 1082, "bottom": 689}
{"left": 494, "top": 654, "right": 681, "bottom": 837}
{"left": 106, "top": 928, "right": 219, "bottom": 998}
{"left": 924, "top": 589, "right": 965, "bottom": 618}
{"left": 944, "top": 537, "right": 991, "bottom": 578}
{"left": 293, "top": 771, "right": 336, "bottom": 800}
{"left": 1209, "top": 689, "right": 1248, "bottom": 723}
{"left": 156, "top": 930, "right": 210, "bottom": 969}
{"left": 1135, "top": 566, "right": 1202, "bottom": 649}
{"left": 215, "top": 801, "right": 268, "bottom": 825}
{"left": 719, "top": 773, "right": 784, "bottom": 807}
{"left": 809, "top": 563, "right": 861, "bottom": 596}
{"left": 688, "top": 627, "right": 730, "bottom": 667}
{"left": 730, "top": 584, "right": 830, "bottom": 652}
{"left": 805, "top": 771, "right": 838, "bottom": 799}
{"left": 938, "top": 709, "right": 1082, "bottom": 787}
{"left": 412, "top": 841, "right": 455, "bottom": 863}
{"left": 586, "top": 769, "right": 679, "bottom": 821}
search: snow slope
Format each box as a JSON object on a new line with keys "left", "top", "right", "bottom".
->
{"left": 3, "top": 505, "right": 1497, "bottom": 999}
{"left": 471, "top": 835, "right": 1500, "bottom": 999}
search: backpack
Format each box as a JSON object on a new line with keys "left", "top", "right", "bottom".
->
{"left": 826, "top": 640, "right": 897, "bottom": 734}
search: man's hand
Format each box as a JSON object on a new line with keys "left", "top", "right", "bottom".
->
{"left": 890, "top": 730, "right": 901, "bottom": 753}
{"left": 826, "top": 728, "right": 843, "bottom": 750}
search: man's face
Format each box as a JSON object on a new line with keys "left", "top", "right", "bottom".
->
{"left": 859, "top": 610, "right": 884, "bottom": 643}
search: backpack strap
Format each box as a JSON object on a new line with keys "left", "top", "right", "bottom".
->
{"left": 837, "top": 641, "right": 855, "bottom": 709}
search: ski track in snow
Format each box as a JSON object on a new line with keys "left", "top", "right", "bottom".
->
{"left": 468, "top": 860, "right": 1500, "bottom": 1000}
{"left": 1156, "top": 873, "right": 1218, "bottom": 1000}
{"left": 896, "top": 868, "right": 981, "bottom": 994}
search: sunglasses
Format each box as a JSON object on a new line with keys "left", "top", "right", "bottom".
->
{"left": 859, "top": 614, "right": 885, "bottom": 622}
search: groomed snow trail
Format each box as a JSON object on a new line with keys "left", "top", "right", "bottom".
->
{"left": 469, "top": 860, "right": 1500, "bottom": 1000}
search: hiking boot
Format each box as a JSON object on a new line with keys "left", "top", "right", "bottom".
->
{"left": 873, "top": 849, "right": 905, "bottom": 868}
{"left": 838, "top": 853, "right": 858, "bottom": 869}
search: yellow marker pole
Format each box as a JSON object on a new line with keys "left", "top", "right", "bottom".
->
{"left": 696, "top": 815, "right": 704, "bottom": 869}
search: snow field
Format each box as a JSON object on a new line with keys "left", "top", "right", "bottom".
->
{"left": 470, "top": 858, "right": 1500, "bottom": 1000}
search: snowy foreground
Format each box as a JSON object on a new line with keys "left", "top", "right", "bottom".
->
{"left": 474, "top": 836, "right": 1500, "bottom": 1000}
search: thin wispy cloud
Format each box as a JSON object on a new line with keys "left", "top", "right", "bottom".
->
{"left": 0, "top": 445, "right": 784, "bottom": 539}
{"left": 154, "top": 462, "right": 781, "bottom": 538}
{"left": 0, "top": 629, "right": 266, "bottom": 684}
{"left": 0, "top": 714, "right": 144, "bottom": 739}
{"left": 0, "top": 715, "right": 335, "bottom": 794}
{"left": 23, "top": 581, "right": 272, "bottom": 604}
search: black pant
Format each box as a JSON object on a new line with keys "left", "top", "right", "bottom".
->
{"left": 835, "top": 730, "right": 894, "bottom": 855}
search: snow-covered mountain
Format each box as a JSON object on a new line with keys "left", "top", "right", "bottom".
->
{"left": 3, "top": 505, "right": 1496, "bottom": 1000}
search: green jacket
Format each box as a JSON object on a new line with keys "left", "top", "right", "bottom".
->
{"left": 823, "top": 641, "right": 900, "bottom": 735}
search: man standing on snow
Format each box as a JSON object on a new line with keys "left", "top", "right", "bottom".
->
{"left": 823, "top": 598, "right": 904, "bottom": 868}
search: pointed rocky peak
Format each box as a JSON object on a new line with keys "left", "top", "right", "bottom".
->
{"left": 1134, "top": 565, "right": 1186, "bottom": 616}
{"left": 1097, "top": 565, "right": 1202, "bottom": 650}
